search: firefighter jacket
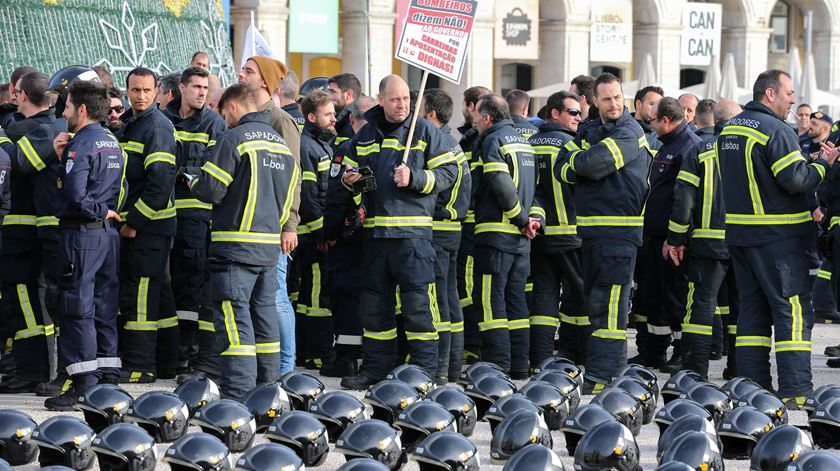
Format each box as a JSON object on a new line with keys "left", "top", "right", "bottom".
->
{"left": 472, "top": 118, "right": 537, "bottom": 254}
{"left": 298, "top": 122, "right": 334, "bottom": 241}
{"left": 555, "top": 108, "right": 651, "bottom": 246}
{"left": 340, "top": 105, "right": 457, "bottom": 240}
{"left": 644, "top": 121, "right": 702, "bottom": 237}
{"left": 458, "top": 123, "right": 481, "bottom": 226}
{"left": 636, "top": 118, "right": 662, "bottom": 154}
{"left": 117, "top": 106, "right": 177, "bottom": 237}
{"left": 511, "top": 115, "right": 538, "bottom": 139}
{"left": 260, "top": 99, "right": 301, "bottom": 233}
{"left": 719, "top": 101, "right": 828, "bottom": 247}
{"left": 334, "top": 108, "right": 354, "bottom": 148}
{"left": 432, "top": 124, "right": 471, "bottom": 247}
{"left": 667, "top": 126, "right": 728, "bottom": 259}
{"left": 191, "top": 111, "right": 299, "bottom": 267}
{"left": 163, "top": 99, "right": 226, "bottom": 221}
{"left": 323, "top": 139, "right": 362, "bottom": 243}
{"left": 0, "top": 148, "right": 9, "bottom": 225}
{"left": 282, "top": 103, "right": 306, "bottom": 132}
{"left": 528, "top": 121, "right": 581, "bottom": 254}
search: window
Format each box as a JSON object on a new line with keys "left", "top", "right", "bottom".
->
{"left": 770, "top": 1, "right": 789, "bottom": 53}
{"left": 500, "top": 63, "right": 533, "bottom": 97}
{"left": 591, "top": 65, "right": 622, "bottom": 79}
{"left": 680, "top": 68, "right": 705, "bottom": 88}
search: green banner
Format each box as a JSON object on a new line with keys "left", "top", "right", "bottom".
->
{"left": 0, "top": 0, "right": 235, "bottom": 87}
{"left": 288, "top": 0, "right": 339, "bottom": 54}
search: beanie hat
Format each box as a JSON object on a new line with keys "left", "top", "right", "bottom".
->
{"left": 248, "top": 56, "right": 288, "bottom": 95}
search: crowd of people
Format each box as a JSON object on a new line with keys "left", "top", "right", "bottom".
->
{"left": 0, "top": 49, "right": 837, "bottom": 413}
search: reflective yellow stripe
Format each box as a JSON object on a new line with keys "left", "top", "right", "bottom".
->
{"left": 317, "top": 159, "right": 330, "bottom": 172}
{"left": 530, "top": 316, "right": 559, "bottom": 327}
{"left": 790, "top": 295, "right": 803, "bottom": 342}
{"left": 500, "top": 143, "right": 532, "bottom": 155}
{"left": 725, "top": 212, "right": 811, "bottom": 225}
{"left": 744, "top": 139, "right": 764, "bottom": 214}
{"left": 560, "top": 313, "right": 591, "bottom": 326}
{"left": 811, "top": 162, "right": 826, "bottom": 179}
{"left": 735, "top": 336, "right": 772, "bottom": 347}
{"left": 435, "top": 321, "right": 452, "bottom": 332}
{"left": 363, "top": 216, "right": 433, "bottom": 228}
{"left": 669, "top": 219, "right": 689, "bottom": 234}
{"left": 406, "top": 331, "right": 439, "bottom": 341}
{"left": 483, "top": 162, "right": 509, "bottom": 173}
{"left": 602, "top": 137, "right": 624, "bottom": 169}
{"left": 770, "top": 150, "right": 805, "bottom": 176}
{"left": 720, "top": 125, "right": 769, "bottom": 145}
{"left": 818, "top": 269, "right": 832, "bottom": 280}
{"left": 255, "top": 342, "right": 281, "bottom": 354}
{"left": 211, "top": 231, "right": 282, "bottom": 244}
{"left": 237, "top": 140, "right": 292, "bottom": 156}
{"left": 831, "top": 216, "right": 840, "bottom": 230}
{"left": 157, "top": 316, "right": 178, "bottom": 329}
{"left": 144, "top": 152, "right": 176, "bottom": 168}
{"left": 3, "top": 214, "right": 37, "bottom": 226}
{"left": 683, "top": 282, "right": 695, "bottom": 326}
{"left": 199, "top": 320, "right": 215, "bottom": 332}
{"left": 356, "top": 143, "right": 380, "bottom": 156}
{"left": 443, "top": 156, "right": 464, "bottom": 219}
{"left": 676, "top": 170, "right": 700, "bottom": 187}
{"left": 692, "top": 229, "right": 725, "bottom": 239}
{"left": 203, "top": 161, "right": 234, "bottom": 186}
{"left": 544, "top": 225, "right": 577, "bottom": 235}
{"left": 222, "top": 300, "right": 240, "bottom": 345}
{"left": 451, "top": 321, "right": 464, "bottom": 333}
{"left": 727, "top": 325, "right": 738, "bottom": 335}
{"left": 460, "top": 255, "right": 474, "bottom": 307}
{"left": 0, "top": 136, "right": 11, "bottom": 145}
{"left": 592, "top": 329, "right": 626, "bottom": 339}
{"left": 36, "top": 216, "right": 59, "bottom": 227}
{"left": 428, "top": 151, "right": 455, "bottom": 169}
{"left": 137, "top": 277, "right": 149, "bottom": 323}
{"left": 364, "top": 329, "right": 398, "bottom": 340}
{"left": 775, "top": 340, "right": 812, "bottom": 352}
{"left": 479, "top": 319, "right": 509, "bottom": 331}
{"left": 301, "top": 171, "right": 317, "bottom": 182}
{"left": 509, "top": 319, "right": 530, "bottom": 330}
{"left": 279, "top": 163, "right": 300, "bottom": 228}
{"left": 608, "top": 284, "right": 620, "bottom": 331}
{"left": 474, "top": 222, "right": 520, "bottom": 234}
{"left": 682, "top": 323, "right": 713, "bottom": 335}
{"left": 577, "top": 215, "right": 643, "bottom": 227}
{"left": 433, "top": 220, "right": 461, "bottom": 231}
{"left": 421, "top": 170, "right": 436, "bottom": 194}
{"left": 123, "top": 321, "right": 157, "bottom": 331}
{"left": 480, "top": 274, "right": 493, "bottom": 324}
{"left": 121, "top": 141, "right": 145, "bottom": 153}
{"left": 309, "top": 263, "right": 329, "bottom": 317}
{"left": 238, "top": 152, "right": 259, "bottom": 232}
{"left": 382, "top": 137, "right": 427, "bottom": 152}
{"left": 16, "top": 285, "right": 37, "bottom": 332}
{"left": 175, "top": 130, "right": 210, "bottom": 143}
{"left": 715, "top": 306, "right": 730, "bottom": 315}
{"left": 222, "top": 345, "right": 256, "bottom": 356}
{"left": 503, "top": 201, "right": 522, "bottom": 220}
{"left": 135, "top": 198, "right": 176, "bottom": 220}
{"left": 175, "top": 199, "right": 212, "bottom": 210}
{"left": 18, "top": 136, "right": 45, "bottom": 171}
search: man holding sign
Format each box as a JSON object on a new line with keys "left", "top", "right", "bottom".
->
{"left": 339, "top": 75, "right": 457, "bottom": 390}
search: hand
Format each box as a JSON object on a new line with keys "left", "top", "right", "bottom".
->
{"left": 105, "top": 210, "right": 122, "bottom": 222}
{"left": 54, "top": 132, "right": 71, "bottom": 161}
{"left": 316, "top": 241, "right": 329, "bottom": 253}
{"left": 342, "top": 165, "right": 362, "bottom": 185}
{"left": 394, "top": 164, "right": 411, "bottom": 188}
{"left": 281, "top": 231, "right": 298, "bottom": 254}
{"left": 520, "top": 217, "right": 541, "bottom": 239}
{"left": 119, "top": 224, "right": 137, "bottom": 239}
{"left": 663, "top": 241, "right": 685, "bottom": 266}
{"left": 819, "top": 141, "right": 839, "bottom": 165}
{"left": 814, "top": 207, "right": 825, "bottom": 223}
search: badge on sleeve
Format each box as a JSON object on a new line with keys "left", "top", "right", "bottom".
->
{"left": 330, "top": 162, "right": 341, "bottom": 177}
{"left": 65, "top": 151, "right": 76, "bottom": 173}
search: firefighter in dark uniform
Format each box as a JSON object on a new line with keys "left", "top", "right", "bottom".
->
{"left": 322, "top": 95, "right": 376, "bottom": 378}
{"left": 556, "top": 73, "right": 651, "bottom": 393}
{"left": 278, "top": 70, "right": 306, "bottom": 131}
{"left": 719, "top": 70, "right": 835, "bottom": 408}
{"left": 471, "top": 94, "right": 538, "bottom": 378}
{"left": 115, "top": 67, "right": 178, "bottom": 383}
{"left": 45, "top": 81, "right": 124, "bottom": 410}
{"left": 297, "top": 90, "right": 336, "bottom": 369}
{"left": 339, "top": 75, "right": 457, "bottom": 390}
{"left": 506, "top": 90, "right": 538, "bottom": 139}
{"left": 457, "top": 86, "right": 491, "bottom": 364}
{"left": 636, "top": 98, "right": 700, "bottom": 371}
{"left": 328, "top": 73, "right": 362, "bottom": 148}
{"left": 189, "top": 84, "right": 297, "bottom": 399}
{"left": 528, "top": 91, "right": 586, "bottom": 366}
{"left": 162, "top": 67, "right": 226, "bottom": 376}
{"left": 663, "top": 104, "right": 728, "bottom": 379}
{"left": 422, "top": 88, "right": 471, "bottom": 383}
{"left": 0, "top": 71, "right": 62, "bottom": 393}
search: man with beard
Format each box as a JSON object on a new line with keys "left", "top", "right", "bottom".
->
{"left": 633, "top": 85, "right": 664, "bottom": 152}
{"left": 45, "top": 80, "right": 123, "bottom": 409}
{"left": 105, "top": 87, "right": 125, "bottom": 133}
{"left": 328, "top": 73, "right": 362, "bottom": 146}
{"left": 162, "top": 67, "right": 226, "bottom": 381}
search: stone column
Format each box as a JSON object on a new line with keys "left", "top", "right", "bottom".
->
{"left": 721, "top": 26, "right": 773, "bottom": 89}
{"left": 633, "top": 24, "right": 682, "bottom": 91}
{"left": 367, "top": 0, "right": 398, "bottom": 93}
{"left": 534, "top": 0, "right": 591, "bottom": 89}
{"left": 230, "top": 0, "right": 290, "bottom": 67}
{"left": 340, "top": 0, "right": 370, "bottom": 93}
{"left": 813, "top": 31, "right": 840, "bottom": 91}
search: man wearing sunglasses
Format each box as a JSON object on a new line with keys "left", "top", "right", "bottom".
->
{"left": 105, "top": 87, "right": 125, "bottom": 133}
{"left": 527, "top": 91, "right": 586, "bottom": 368}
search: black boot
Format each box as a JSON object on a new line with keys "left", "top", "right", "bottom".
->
{"left": 320, "top": 356, "right": 358, "bottom": 378}
{"left": 36, "top": 373, "right": 71, "bottom": 397}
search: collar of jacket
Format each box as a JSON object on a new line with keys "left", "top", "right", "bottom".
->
{"left": 27, "top": 108, "right": 55, "bottom": 121}
{"left": 537, "top": 120, "right": 576, "bottom": 136}
{"left": 745, "top": 100, "right": 783, "bottom": 120}
{"left": 163, "top": 98, "right": 210, "bottom": 129}
{"left": 121, "top": 105, "right": 157, "bottom": 126}
{"left": 362, "top": 105, "right": 414, "bottom": 138}
{"left": 480, "top": 118, "right": 514, "bottom": 138}
{"left": 238, "top": 111, "right": 272, "bottom": 127}
{"left": 714, "top": 120, "right": 727, "bottom": 135}
{"left": 512, "top": 114, "right": 532, "bottom": 125}
{"left": 658, "top": 121, "right": 690, "bottom": 145}
{"left": 457, "top": 123, "right": 477, "bottom": 139}
{"left": 695, "top": 125, "right": 714, "bottom": 137}
{"left": 440, "top": 123, "right": 453, "bottom": 136}
{"left": 303, "top": 121, "right": 334, "bottom": 142}
{"left": 336, "top": 107, "right": 351, "bottom": 125}
{"left": 636, "top": 118, "right": 654, "bottom": 133}
{"left": 282, "top": 102, "right": 302, "bottom": 114}
{"left": 603, "top": 107, "right": 634, "bottom": 132}
{"left": 73, "top": 122, "right": 103, "bottom": 139}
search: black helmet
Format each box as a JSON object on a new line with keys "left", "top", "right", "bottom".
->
{"left": 654, "top": 398, "right": 713, "bottom": 434}
{"left": 717, "top": 405, "right": 774, "bottom": 459}
{"left": 662, "top": 371, "right": 705, "bottom": 405}
{"left": 364, "top": 379, "right": 421, "bottom": 424}
{"left": 655, "top": 414, "right": 720, "bottom": 463}
{"left": 532, "top": 370, "right": 581, "bottom": 411}
{"left": 299, "top": 77, "right": 330, "bottom": 96}
{"left": 335, "top": 458, "right": 391, "bottom": 471}
{"left": 278, "top": 371, "right": 325, "bottom": 410}
{"left": 658, "top": 431, "right": 723, "bottom": 471}
{"left": 31, "top": 416, "right": 96, "bottom": 470}
{"left": 609, "top": 376, "right": 656, "bottom": 425}
{"left": 680, "top": 383, "right": 732, "bottom": 425}
{"left": 265, "top": 411, "right": 329, "bottom": 467}
{"left": 518, "top": 381, "right": 569, "bottom": 431}
{"left": 241, "top": 383, "right": 292, "bottom": 432}
{"left": 394, "top": 401, "right": 457, "bottom": 452}
{"left": 653, "top": 462, "right": 695, "bottom": 471}
{"left": 617, "top": 364, "right": 660, "bottom": 402}
{"left": 425, "top": 386, "right": 477, "bottom": 437}
{"left": 533, "top": 357, "right": 583, "bottom": 386}
{"left": 573, "top": 420, "right": 640, "bottom": 471}
{"left": 722, "top": 376, "right": 764, "bottom": 403}
{"left": 457, "top": 362, "right": 507, "bottom": 387}
{"left": 803, "top": 384, "right": 840, "bottom": 417}
{"left": 90, "top": 423, "right": 157, "bottom": 471}
{"left": 737, "top": 389, "right": 788, "bottom": 426}
{"left": 560, "top": 404, "right": 619, "bottom": 455}
{"left": 590, "top": 387, "right": 643, "bottom": 436}
{"left": 502, "top": 443, "right": 563, "bottom": 471}
{"left": 387, "top": 365, "right": 435, "bottom": 395}
{"left": 785, "top": 450, "right": 840, "bottom": 470}
{"left": 807, "top": 396, "right": 840, "bottom": 449}
{"left": 410, "top": 431, "right": 479, "bottom": 471}
{"left": 233, "top": 442, "right": 303, "bottom": 471}
{"left": 308, "top": 391, "right": 368, "bottom": 443}
{"left": 484, "top": 394, "right": 542, "bottom": 434}
{"left": 174, "top": 377, "right": 220, "bottom": 418}
{"left": 191, "top": 399, "right": 256, "bottom": 452}
{"left": 335, "top": 419, "right": 404, "bottom": 470}
{"left": 47, "top": 65, "right": 101, "bottom": 116}
{"left": 489, "top": 410, "right": 551, "bottom": 465}
{"left": 162, "top": 432, "right": 233, "bottom": 471}
{"left": 463, "top": 375, "right": 516, "bottom": 420}
{"left": 76, "top": 384, "right": 134, "bottom": 433}
{"left": 123, "top": 391, "right": 190, "bottom": 443}
{"left": 0, "top": 409, "right": 38, "bottom": 465}
{"left": 750, "top": 424, "right": 813, "bottom": 471}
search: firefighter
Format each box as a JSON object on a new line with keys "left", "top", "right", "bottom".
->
{"left": 506, "top": 90, "right": 538, "bottom": 139}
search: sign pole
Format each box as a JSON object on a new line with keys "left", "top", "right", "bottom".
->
{"left": 402, "top": 69, "right": 429, "bottom": 164}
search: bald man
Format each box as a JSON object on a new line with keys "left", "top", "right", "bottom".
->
{"left": 338, "top": 75, "right": 458, "bottom": 390}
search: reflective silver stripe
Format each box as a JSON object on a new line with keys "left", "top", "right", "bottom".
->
{"left": 98, "top": 357, "right": 123, "bottom": 368}
{"left": 672, "top": 331, "right": 683, "bottom": 339}
{"left": 176, "top": 310, "right": 200, "bottom": 321}
{"left": 66, "top": 359, "right": 99, "bottom": 375}
{"left": 336, "top": 335, "right": 362, "bottom": 346}
{"left": 646, "top": 324, "right": 672, "bottom": 335}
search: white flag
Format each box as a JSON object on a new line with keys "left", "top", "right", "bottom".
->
{"left": 241, "top": 11, "right": 277, "bottom": 68}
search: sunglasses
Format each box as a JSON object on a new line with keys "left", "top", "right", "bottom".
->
{"left": 109, "top": 105, "right": 125, "bottom": 114}
{"left": 562, "top": 108, "right": 582, "bottom": 117}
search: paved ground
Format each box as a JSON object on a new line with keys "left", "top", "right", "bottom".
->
{"left": 4, "top": 324, "right": 840, "bottom": 470}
